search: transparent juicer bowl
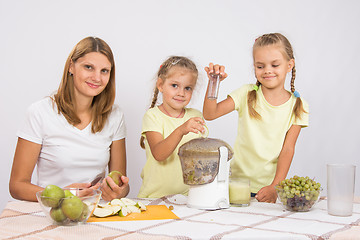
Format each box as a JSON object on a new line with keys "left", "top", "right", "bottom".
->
{"left": 178, "top": 137, "right": 234, "bottom": 185}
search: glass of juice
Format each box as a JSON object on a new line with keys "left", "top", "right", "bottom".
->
{"left": 229, "top": 178, "right": 251, "bottom": 207}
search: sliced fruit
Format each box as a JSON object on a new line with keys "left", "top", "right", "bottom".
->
{"left": 97, "top": 203, "right": 108, "bottom": 208}
{"left": 93, "top": 207, "right": 113, "bottom": 218}
{"left": 93, "top": 199, "right": 147, "bottom": 218}
{"left": 118, "top": 206, "right": 131, "bottom": 217}
{"left": 127, "top": 205, "right": 141, "bottom": 213}
{"left": 121, "top": 198, "right": 136, "bottom": 206}
{"left": 135, "top": 201, "right": 147, "bottom": 211}
{"left": 199, "top": 124, "right": 209, "bottom": 138}
{"left": 110, "top": 205, "right": 121, "bottom": 215}
{"left": 110, "top": 199, "right": 125, "bottom": 207}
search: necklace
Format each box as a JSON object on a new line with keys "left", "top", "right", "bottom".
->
{"left": 161, "top": 105, "right": 184, "bottom": 118}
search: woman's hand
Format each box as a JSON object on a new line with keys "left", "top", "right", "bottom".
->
{"left": 64, "top": 182, "right": 100, "bottom": 197}
{"left": 65, "top": 182, "right": 92, "bottom": 189}
{"left": 204, "top": 63, "right": 228, "bottom": 81}
{"left": 255, "top": 185, "right": 277, "bottom": 203}
{"left": 100, "top": 175, "right": 129, "bottom": 201}
{"left": 179, "top": 117, "right": 205, "bottom": 136}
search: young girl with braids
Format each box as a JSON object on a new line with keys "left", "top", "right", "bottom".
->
{"left": 203, "top": 33, "right": 309, "bottom": 203}
{"left": 138, "top": 56, "right": 206, "bottom": 198}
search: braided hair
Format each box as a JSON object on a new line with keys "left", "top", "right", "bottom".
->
{"left": 140, "top": 56, "right": 198, "bottom": 149}
{"left": 248, "top": 33, "right": 306, "bottom": 120}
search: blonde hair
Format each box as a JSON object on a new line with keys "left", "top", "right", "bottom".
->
{"left": 140, "top": 56, "right": 198, "bottom": 149}
{"left": 248, "top": 33, "right": 306, "bottom": 120}
{"left": 53, "top": 36, "right": 116, "bottom": 133}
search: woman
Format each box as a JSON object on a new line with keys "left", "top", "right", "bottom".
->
{"left": 9, "top": 37, "right": 129, "bottom": 201}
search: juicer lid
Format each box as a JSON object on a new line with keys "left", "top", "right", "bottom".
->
{"left": 178, "top": 137, "right": 234, "bottom": 160}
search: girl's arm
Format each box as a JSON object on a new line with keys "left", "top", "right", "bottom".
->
{"left": 255, "top": 125, "right": 302, "bottom": 203}
{"left": 9, "top": 138, "right": 44, "bottom": 201}
{"left": 146, "top": 117, "right": 205, "bottom": 161}
{"left": 203, "top": 96, "right": 235, "bottom": 120}
{"left": 101, "top": 138, "right": 130, "bottom": 201}
{"left": 203, "top": 63, "right": 235, "bottom": 120}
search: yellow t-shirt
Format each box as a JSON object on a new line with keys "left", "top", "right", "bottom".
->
{"left": 228, "top": 84, "right": 309, "bottom": 193}
{"left": 138, "top": 106, "right": 203, "bottom": 198}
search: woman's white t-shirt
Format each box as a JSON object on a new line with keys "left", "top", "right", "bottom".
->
{"left": 17, "top": 97, "right": 126, "bottom": 188}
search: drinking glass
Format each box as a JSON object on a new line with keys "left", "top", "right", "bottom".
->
{"left": 229, "top": 178, "right": 250, "bottom": 207}
{"left": 327, "top": 164, "right": 356, "bottom": 216}
{"left": 207, "top": 73, "right": 220, "bottom": 99}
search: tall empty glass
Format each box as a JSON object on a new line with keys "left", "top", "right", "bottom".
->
{"left": 327, "top": 164, "right": 356, "bottom": 216}
{"left": 207, "top": 73, "right": 220, "bottom": 99}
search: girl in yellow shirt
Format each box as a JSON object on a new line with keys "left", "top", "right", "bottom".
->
{"left": 203, "top": 33, "right": 309, "bottom": 203}
{"left": 138, "top": 56, "right": 206, "bottom": 198}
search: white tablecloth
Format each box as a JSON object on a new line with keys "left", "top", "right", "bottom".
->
{"left": 1, "top": 195, "right": 360, "bottom": 240}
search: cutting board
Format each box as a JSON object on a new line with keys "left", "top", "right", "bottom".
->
{"left": 87, "top": 205, "right": 179, "bottom": 222}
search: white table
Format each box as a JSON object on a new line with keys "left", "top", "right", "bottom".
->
{"left": 1, "top": 195, "right": 359, "bottom": 240}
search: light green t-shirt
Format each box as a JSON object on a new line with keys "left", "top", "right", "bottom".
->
{"left": 138, "top": 106, "right": 203, "bottom": 198}
{"left": 228, "top": 84, "right": 309, "bottom": 193}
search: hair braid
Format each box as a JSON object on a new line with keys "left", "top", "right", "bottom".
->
{"left": 290, "top": 66, "right": 296, "bottom": 93}
{"left": 140, "top": 56, "right": 198, "bottom": 149}
{"left": 140, "top": 87, "right": 160, "bottom": 149}
{"left": 247, "top": 80, "right": 261, "bottom": 120}
{"left": 289, "top": 66, "right": 306, "bottom": 120}
{"left": 150, "top": 88, "right": 159, "bottom": 108}
{"left": 251, "top": 33, "right": 307, "bottom": 121}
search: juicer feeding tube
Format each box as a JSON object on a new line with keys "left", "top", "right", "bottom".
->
{"left": 217, "top": 147, "right": 228, "bottom": 182}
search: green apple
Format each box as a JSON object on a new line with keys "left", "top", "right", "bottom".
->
{"left": 61, "top": 196, "right": 84, "bottom": 220}
{"left": 64, "top": 190, "right": 75, "bottom": 198}
{"left": 77, "top": 202, "right": 90, "bottom": 222}
{"left": 50, "top": 207, "right": 67, "bottom": 223}
{"left": 107, "top": 170, "right": 123, "bottom": 187}
{"left": 41, "top": 185, "right": 65, "bottom": 208}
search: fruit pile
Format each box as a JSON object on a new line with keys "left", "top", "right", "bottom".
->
{"left": 275, "top": 175, "right": 322, "bottom": 212}
{"left": 39, "top": 185, "right": 94, "bottom": 224}
{"left": 93, "top": 198, "right": 147, "bottom": 217}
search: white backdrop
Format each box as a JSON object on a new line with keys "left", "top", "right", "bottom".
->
{"left": 1, "top": 0, "right": 359, "bottom": 212}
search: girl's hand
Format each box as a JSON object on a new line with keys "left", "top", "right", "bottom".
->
{"left": 100, "top": 175, "right": 129, "bottom": 201}
{"left": 180, "top": 117, "right": 205, "bottom": 136}
{"left": 255, "top": 185, "right": 277, "bottom": 203}
{"left": 204, "top": 63, "right": 228, "bottom": 81}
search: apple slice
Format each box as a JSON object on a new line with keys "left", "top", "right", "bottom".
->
{"left": 93, "top": 207, "right": 113, "bottom": 218}
{"left": 110, "top": 199, "right": 125, "bottom": 207}
{"left": 135, "top": 201, "right": 147, "bottom": 211}
{"left": 110, "top": 205, "right": 121, "bottom": 215}
{"left": 127, "top": 205, "right": 141, "bottom": 213}
{"left": 121, "top": 198, "right": 136, "bottom": 206}
{"left": 118, "top": 206, "right": 131, "bottom": 217}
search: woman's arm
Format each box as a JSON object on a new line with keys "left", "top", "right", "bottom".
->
{"left": 9, "top": 138, "right": 43, "bottom": 201}
{"left": 100, "top": 138, "right": 130, "bottom": 201}
{"left": 146, "top": 117, "right": 205, "bottom": 161}
{"left": 255, "top": 125, "right": 302, "bottom": 203}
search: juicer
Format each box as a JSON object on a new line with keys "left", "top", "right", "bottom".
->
{"left": 178, "top": 137, "right": 234, "bottom": 210}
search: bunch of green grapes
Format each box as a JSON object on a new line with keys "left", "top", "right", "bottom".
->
{"left": 275, "top": 175, "right": 322, "bottom": 212}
